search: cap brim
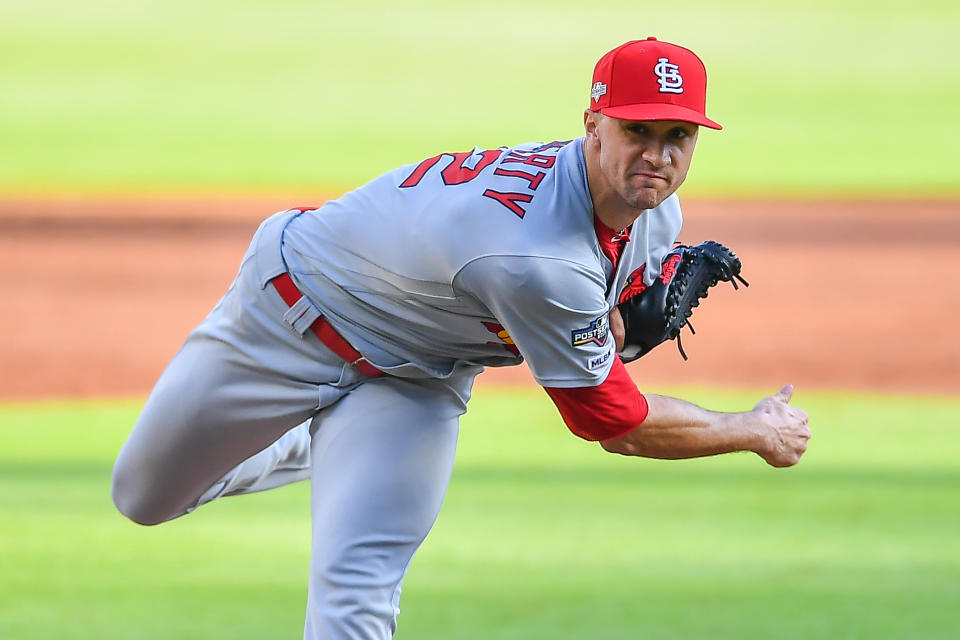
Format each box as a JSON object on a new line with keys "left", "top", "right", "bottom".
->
{"left": 600, "top": 103, "right": 722, "bottom": 130}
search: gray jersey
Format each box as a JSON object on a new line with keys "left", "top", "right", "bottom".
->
{"left": 281, "top": 138, "right": 682, "bottom": 387}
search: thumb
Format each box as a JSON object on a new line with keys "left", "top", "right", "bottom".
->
{"left": 776, "top": 384, "right": 794, "bottom": 403}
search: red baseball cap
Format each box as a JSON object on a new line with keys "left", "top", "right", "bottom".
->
{"left": 589, "top": 37, "right": 722, "bottom": 130}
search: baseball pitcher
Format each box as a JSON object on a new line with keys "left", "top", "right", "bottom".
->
{"left": 112, "top": 38, "right": 810, "bottom": 640}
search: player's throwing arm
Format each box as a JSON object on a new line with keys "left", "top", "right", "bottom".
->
{"left": 600, "top": 383, "right": 811, "bottom": 467}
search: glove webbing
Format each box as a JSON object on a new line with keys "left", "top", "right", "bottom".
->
{"left": 666, "top": 246, "right": 750, "bottom": 360}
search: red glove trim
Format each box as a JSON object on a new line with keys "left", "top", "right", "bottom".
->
{"left": 543, "top": 357, "right": 648, "bottom": 441}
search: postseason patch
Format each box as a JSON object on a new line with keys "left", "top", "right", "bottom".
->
{"left": 571, "top": 314, "right": 609, "bottom": 347}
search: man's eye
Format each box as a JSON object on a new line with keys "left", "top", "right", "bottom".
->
{"left": 671, "top": 128, "right": 689, "bottom": 139}
{"left": 628, "top": 125, "right": 647, "bottom": 135}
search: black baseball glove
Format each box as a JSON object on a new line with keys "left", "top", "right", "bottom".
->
{"left": 617, "top": 241, "right": 748, "bottom": 362}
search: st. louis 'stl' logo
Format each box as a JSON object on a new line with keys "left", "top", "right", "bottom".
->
{"left": 654, "top": 57, "right": 683, "bottom": 94}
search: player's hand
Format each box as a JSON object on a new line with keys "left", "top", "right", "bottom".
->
{"left": 752, "top": 384, "right": 811, "bottom": 468}
{"left": 609, "top": 307, "right": 625, "bottom": 352}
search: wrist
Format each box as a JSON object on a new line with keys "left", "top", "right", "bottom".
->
{"left": 728, "top": 410, "right": 771, "bottom": 456}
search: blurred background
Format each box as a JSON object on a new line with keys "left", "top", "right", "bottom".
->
{"left": 3, "top": 0, "right": 958, "bottom": 196}
{"left": 1, "top": 1, "right": 958, "bottom": 638}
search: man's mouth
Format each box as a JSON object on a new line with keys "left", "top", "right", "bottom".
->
{"left": 635, "top": 171, "right": 667, "bottom": 182}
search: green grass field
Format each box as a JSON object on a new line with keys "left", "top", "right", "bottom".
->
{"left": 2, "top": 388, "right": 957, "bottom": 639}
{"left": 2, "top": 0, "right": 958, "bottom": 196}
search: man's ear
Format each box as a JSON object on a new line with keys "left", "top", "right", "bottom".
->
{"left": 583, "top": 110, "right": 602, "bottom": 144}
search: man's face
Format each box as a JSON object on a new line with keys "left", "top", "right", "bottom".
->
{"left": 584, "top": 112, "right": 699, "bottom": 211}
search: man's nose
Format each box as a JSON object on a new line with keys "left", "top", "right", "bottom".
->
{"left": 640, "top": 139, "right": 670, "bottom": 167}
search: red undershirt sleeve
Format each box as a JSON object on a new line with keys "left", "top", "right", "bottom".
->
{"left": 543, "top": 356, "right": 648, "bottom": 441}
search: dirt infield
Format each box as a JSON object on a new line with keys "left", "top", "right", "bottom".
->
{"left": 2, "top": 196, "right": 958, "bottom": 400}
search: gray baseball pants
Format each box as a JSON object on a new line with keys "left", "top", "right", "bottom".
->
{"left": 111, "top": 211, "right": 476, "bottom": 639}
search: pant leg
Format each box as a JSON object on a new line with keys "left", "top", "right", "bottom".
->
{"left": 304, "top": 375, "right": 468, "bottom": 640}
{"left": 111, "top": 240, "right": 359, "bottom": 526}
{"left": 111, "top": 327, "right": 345, "bottom": 525}
{"left": 188, "top": 418, "right": 313, "bottom": 513}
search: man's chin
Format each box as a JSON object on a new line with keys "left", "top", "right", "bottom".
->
{"left": 625, "top": 188, "right": 668, "bottom": 211}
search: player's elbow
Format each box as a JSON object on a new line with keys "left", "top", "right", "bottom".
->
{"left": 599, "top": 430, "right": 642, "bottom": 456}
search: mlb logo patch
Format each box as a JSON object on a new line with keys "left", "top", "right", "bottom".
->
{"left": 588, "top": 347, "right": 613, "bottom": 370}
{"left": 572, "top": 315, "right": 609, "bottom": 347}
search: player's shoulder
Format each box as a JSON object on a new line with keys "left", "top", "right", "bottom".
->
{"left": 653, "top": 192, "right": 683, "bottom": 226}
{"left": 637, "top": 193, "right": 684, "bottom": 239}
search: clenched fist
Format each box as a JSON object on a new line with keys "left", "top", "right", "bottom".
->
{"left": 752, "top": 384, "right": 811, "bottom": 468}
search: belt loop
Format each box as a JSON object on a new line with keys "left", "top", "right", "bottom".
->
{"left": 270, "top": 274, "right": 385, "bottom": 377}
{"left": 283, "top": 296, "right": 322, "bottom": 336}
